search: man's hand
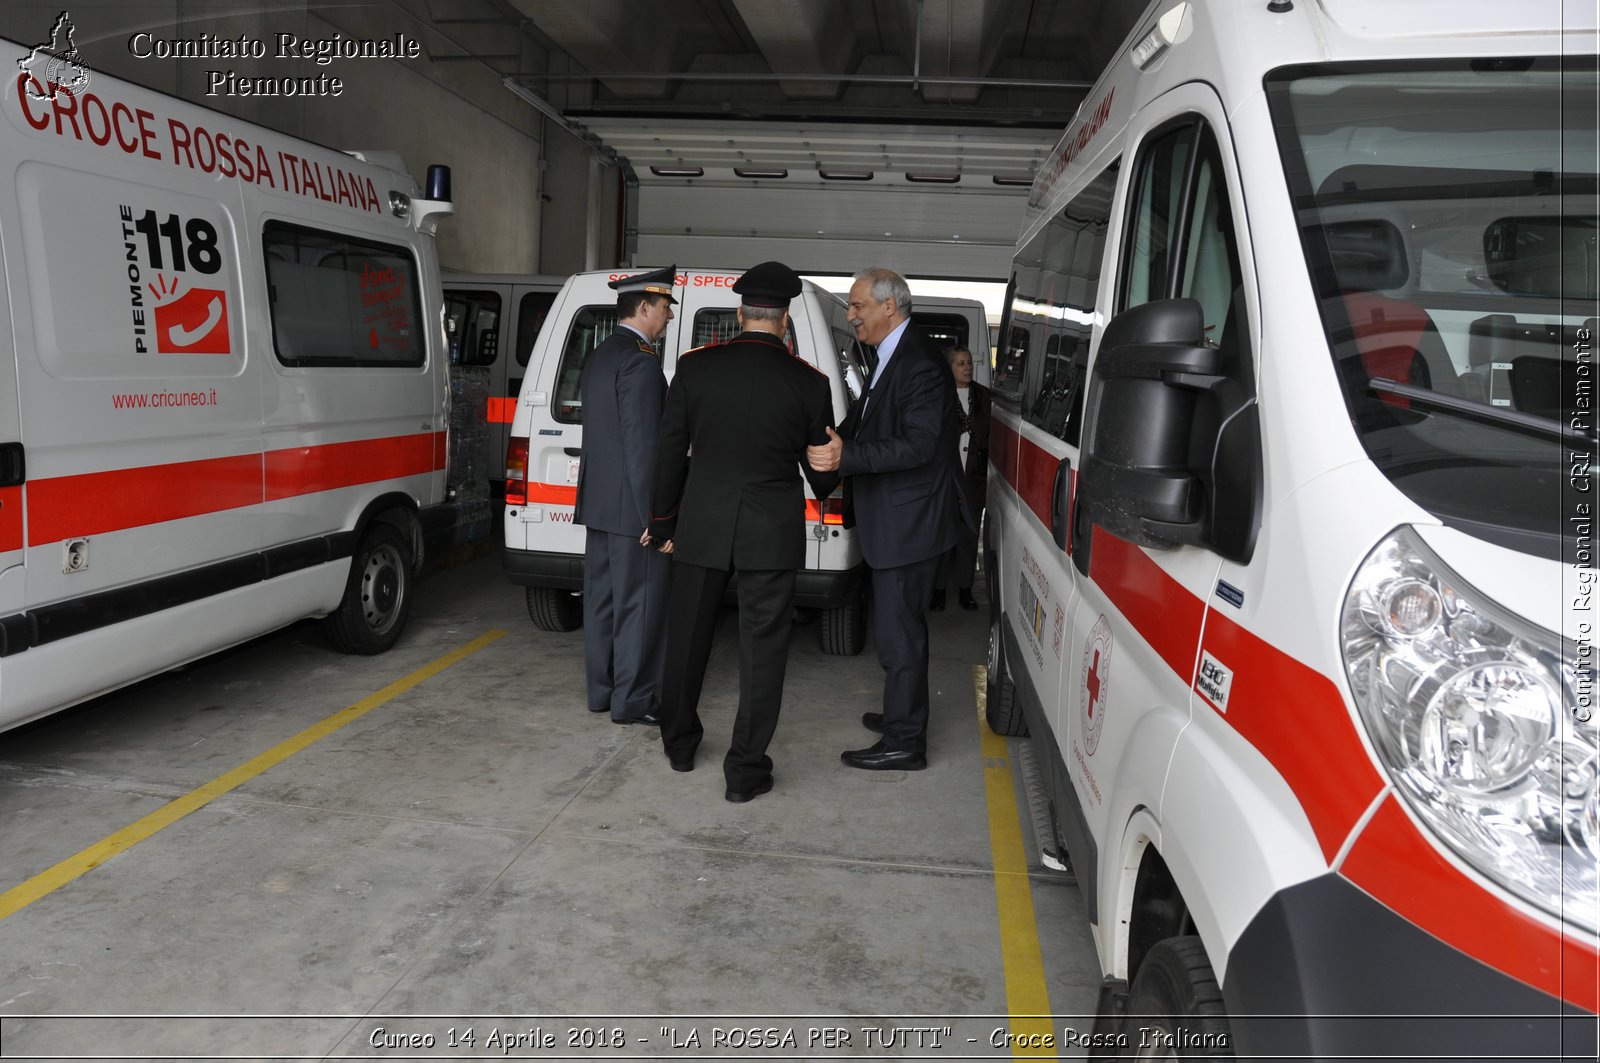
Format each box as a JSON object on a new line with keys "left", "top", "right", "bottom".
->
{"left": 640, "top": 529, "right": 673, "bottom": 554}
{"left": 808, "top": 426, "right": 843, "bottom": 472}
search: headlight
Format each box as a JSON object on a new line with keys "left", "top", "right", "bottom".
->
{"left": 1342, "top": 528, "right": 1598, "bottom": 933}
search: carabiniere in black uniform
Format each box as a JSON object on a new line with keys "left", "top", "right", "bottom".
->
{"left": 647, "top": 261, "right": 837, "bottom": 801}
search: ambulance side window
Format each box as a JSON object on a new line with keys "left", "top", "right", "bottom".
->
{"left": 1122, "top": 121, "right": 1250, "bottom": 379}
{"left": 263, "top": 222, "right": 423, "bottom": 367}
{"left": 692, "top": 309, "right": 797, "bottom": 354}
{"left": 552, "top": 305, "right": 619, "bottom": 423}
{"left": 444, "top": 291, "right": 501, "bottom": 367}
{"left": 1021, "top": 163, "right": 1118, "bottom": 445}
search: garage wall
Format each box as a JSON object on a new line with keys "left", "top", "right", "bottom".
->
{"left": 633, "top": 171, "right": 1024, "bottom": 281}
{"left": 0, "top": 0, "right": 619, "bottom": 274}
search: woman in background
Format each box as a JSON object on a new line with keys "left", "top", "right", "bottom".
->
{"left": 932, "top": 345, "right": 989, "bottom": 611}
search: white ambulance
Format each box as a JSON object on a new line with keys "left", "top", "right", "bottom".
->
{"left": 500, "top": 267, "right": 871, "bottom": 654}
{"left": 984, "top": 0, "right": 1597, "bottom": 1054}
{"left": 439, "top": 270, "right": 564, "bottom": 495}
{"left": 0, "top": 40, "right": 456, "bottom": 733}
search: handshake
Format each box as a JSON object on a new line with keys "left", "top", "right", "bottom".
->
{"left": 807, "top": 426, "right": 844, "bottom": 472}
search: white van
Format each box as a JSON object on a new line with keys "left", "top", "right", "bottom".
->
{"left": 0, "top": 42, "right": 456, "bottom": 732}
{"left": 439, "top": 271, "right": 564, "bottom": 495}
{"left": 911, "top": 295, "right": 992, "bottom": 387}
{"left": 984, "top": 0, "right": 1596, "bottom": 1054}
{"left": 501, "top": 267, "right": 870, "bottom": 654}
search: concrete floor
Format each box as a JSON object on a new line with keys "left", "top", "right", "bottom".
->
{"left": 0, "top": 547, "right": 1098, "bottom": 1059}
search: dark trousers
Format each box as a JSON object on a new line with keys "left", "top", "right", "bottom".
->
{"left": 871, "top": 555, "right": 940, "bottom": 754}
{"left": 582, "top": 528, "right": 670, "bottom": 720}
{"left": 659, "top": 562, "right": 797, "bottom": 792}
{"left": 935, "top": 510, "right": 981, "bottom": 591}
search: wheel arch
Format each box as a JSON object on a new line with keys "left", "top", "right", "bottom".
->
{"left": 352, "top": 492, "right": 424, "bottom": 572}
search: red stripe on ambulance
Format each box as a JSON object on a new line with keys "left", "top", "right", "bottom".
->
{"left": 27, "top": 453, "right": 260, "bottom": 545}
{"left": 26, "top": 432, "right": 445, "bottom": 544}
{"left": 1342, "top": 797, "right": 1596, "bottom": 1007}
{"left": 0, "top": 486, "right": 25, "bottom": 553}
{"left": 264, "top": 432, "right": 443, "bottom": 500}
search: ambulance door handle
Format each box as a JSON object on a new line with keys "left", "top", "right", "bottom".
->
{"left": 1049, "top": 457, "right": 1072, "bottom": 552}
{"left": 0, "top": 442, "right": 24, "bottom": 487}
{"left": 563, "top": 447, "right": 581, "bottom": 457}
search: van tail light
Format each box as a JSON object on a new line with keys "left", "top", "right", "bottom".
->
{"left": 804, "top": 496, "right": 846, "bottom": 525}
{"left": 505, "top": 436, "right": 529, "bottom": 506}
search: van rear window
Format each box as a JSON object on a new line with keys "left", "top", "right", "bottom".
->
{"left": 912, "top": 312, "right": 969, "bottom": 352}
{"left": 264, "top": 222, "right": 423, "bottom": 367}
{"left": 552, "top": 306, "right": 620, "bottom": 423}
{"left": 690, "top": 309, "right": 797, "bottom": 356}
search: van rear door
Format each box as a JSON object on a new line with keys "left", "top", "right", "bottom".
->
{"left": 0, "top": 234, "right": 23, "bottom": 625}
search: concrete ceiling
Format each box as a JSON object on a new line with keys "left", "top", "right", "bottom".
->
{"left": 428, "top": 0, "right": 1145, "bottom": 180}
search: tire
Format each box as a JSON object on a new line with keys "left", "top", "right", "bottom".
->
{"left": 527, "top": 586, "right": 583, "bottom": 632}
{"left": 1120, "top": 937, "right": 1233, "bottom": 1060}
{"left": 818, "top": 583, "right": 868, "bottom": 656}
{"left": 986, "top": 612, "right": 1028, "bottom": 736}
{"left": 324, "top": 521, "right": 414, "bottom": 655}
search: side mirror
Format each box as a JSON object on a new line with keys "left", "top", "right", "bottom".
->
{"left": 1077, "top": 298, "right": 1261, "bottom": 564}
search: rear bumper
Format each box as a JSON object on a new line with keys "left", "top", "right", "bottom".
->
{"left": 794, "top": 562, "right": 866, "bottom": 610}
{"left": 503, "top": 547, "right": 866, "bottom": 608}
{"left": 502, "top": 548, "right": 584, "bottom": 590}
{"left": 1222, "top": 874, "right": 1595, "bottom": 1059}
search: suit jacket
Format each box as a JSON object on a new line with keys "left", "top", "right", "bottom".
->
{"left": 958, "top": 381, "right": 991, "bottom": 507}
{"left": 648, "top": 331, "right": 835, "bottom": 571}
{"left": 835, "top": 324, "right": 970, "bottom": 568}
{"left": 574, "top": 327, "right": 666, "bottom": 536}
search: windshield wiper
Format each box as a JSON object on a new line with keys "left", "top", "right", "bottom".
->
{"left": 1368, "top": 378, "right": 1596, "bottom": 447}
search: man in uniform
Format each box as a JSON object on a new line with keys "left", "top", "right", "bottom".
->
{"left": 574, "top": 264, "right": 677, "bottom": 726}
{"left": 646, "top": 261, "right": 836, "bottom": 802}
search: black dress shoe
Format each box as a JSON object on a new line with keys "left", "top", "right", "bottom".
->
{"left": 615, "top": 711, "right": 660, "bottom": 726}
{"left": 589, "top": 706, "right": 610, "bottom": 714}
{"left": 669, "top": 756, "right": 694, "bottom": 773}
{"left": 862, "top": 712, "right": 884, "bottom": 733}
{"left": 841, "top": 741, "right": 927, "bottom": 771}
{"left": 959, "top": 590, "right": 978, "bottom": 611}
{"left": 929, "top": 589, "right": 946, "bottom": 611}
{"left": 725, "top": 778, "right": 773, "bottom": 803}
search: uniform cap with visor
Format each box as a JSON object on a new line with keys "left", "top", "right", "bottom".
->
{"left": 608, "top": 263, "right": 679, "bottom": 304}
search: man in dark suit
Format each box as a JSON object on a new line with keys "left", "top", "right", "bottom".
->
{"left": 647, "top": 261, "right": 836, "bottom": 802}
{"left": 573, "top": 265, "right": 677, "bottom": 726}
{"left": 807, "top": 267, "right": 969, "bottom": 771}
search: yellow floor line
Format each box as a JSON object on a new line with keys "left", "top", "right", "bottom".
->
{"left": 975, "top": 663, "right": 1056, "bottom": 1057}
{"left": 0, "top": 629, "right": 508, "bottom": 922}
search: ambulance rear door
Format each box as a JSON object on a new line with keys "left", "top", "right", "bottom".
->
{"left": 0, "top": 225, "right": 23, "bottom": 624}
{"left": 444, "top": 274, "right": 561, "bottom": 492}
{"left": 521, "top": 270, "right": 683, "bottom": 548}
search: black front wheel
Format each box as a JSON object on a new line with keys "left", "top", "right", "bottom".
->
{"left": 985, "top": 613, "right": 1027, "bottom": 736}
{"left": 1120, "top": 937, "right": 1233, "bottom": 1060}
{"left": 324, "top": 522, "right": 413, "bottom": 655}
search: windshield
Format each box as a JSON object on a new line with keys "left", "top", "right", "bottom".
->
{"left": 1267, "top": 59, "right": 1597, "bottom": 559}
